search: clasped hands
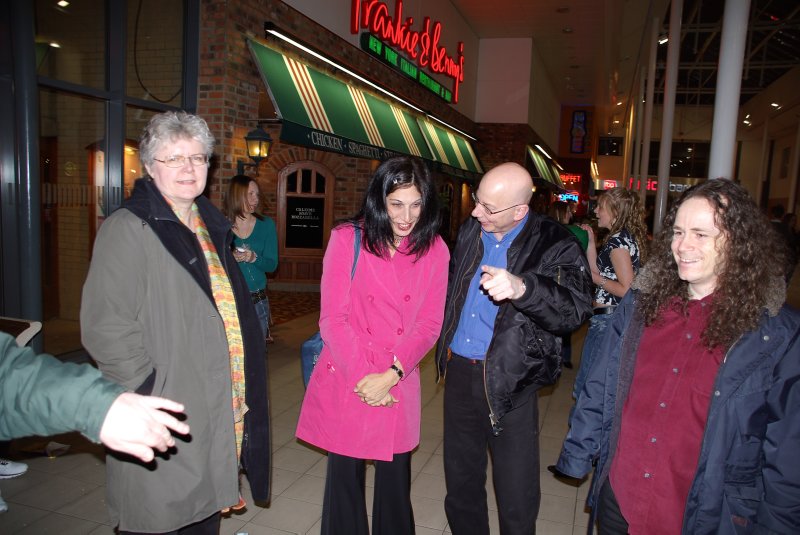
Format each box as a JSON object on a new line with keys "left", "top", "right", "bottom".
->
{"left": 232, "top": 249, "right": 256, "bottom": 263}
{"left": 354, "top": 368, "right": 401, "bottom": 407}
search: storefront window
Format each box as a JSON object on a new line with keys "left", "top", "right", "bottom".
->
{"left": 126, "top": 0, "right": 184, "bottom": 105}
{"left": 35, "top": 0, "right": 106, "bottom": 89}
{"left": 39, "top": 89, "right": 105, "bottom": 354}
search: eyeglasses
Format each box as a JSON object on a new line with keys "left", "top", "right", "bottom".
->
{"left": 153, "top": 154, "right": 210, "bottom": 168}
{"left": 471, "top": 192, "right": 524, "bottom": 215}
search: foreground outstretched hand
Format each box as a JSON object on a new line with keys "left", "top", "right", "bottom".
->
{"left": 99, "top": 393, "right": 189, "bottom": 462}
{"left": 480, "top": 265, "right": 526, "bottom": 301}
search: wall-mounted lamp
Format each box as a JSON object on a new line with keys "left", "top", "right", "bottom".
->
{"left": 236, "top": 125, "right": 273, "bottom": 176}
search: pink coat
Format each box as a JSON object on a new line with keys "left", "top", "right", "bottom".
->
{"left": 296, "top": 225, "right": 449, "bottom": 460}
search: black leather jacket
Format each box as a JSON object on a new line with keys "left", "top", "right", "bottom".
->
{"left": 435, "top": 213, "right": 593, "bottom": 432}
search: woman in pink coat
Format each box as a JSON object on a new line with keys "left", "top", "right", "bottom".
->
{"left": 296, "top": 156, "right": 449, "bottom": 535}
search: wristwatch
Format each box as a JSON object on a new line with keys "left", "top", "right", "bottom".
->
{"left": 390, "top": 363, "right": 404, "bottom": 379}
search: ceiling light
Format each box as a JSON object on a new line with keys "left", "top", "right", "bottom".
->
{"left": 613, "top": 120, "right": 620, "bottom": 124}
{"left": 687, "top": 147, "right": 693, "bottom": 152}
{"left": 49, "top": 42, "right": 60, "bottom": 48}
{"left": 745, "top": 114, "right": 751, "bottom": 119}
{"left": 771, "top": 102, "right": 781, "bottom": 109}
{"left": 57, "top": 0, "right": 69, "bottom": 6}
{"left": 743, "top": 119, "right": 752, "bottom": 125}
{"left": 658, "top": 36, "right": 669, "bottom": 45}
{"left": 616, "top": 102, "right": 623, "bottom": 106}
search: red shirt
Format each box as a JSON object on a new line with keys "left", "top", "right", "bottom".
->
{"left": 609, "top": 295, "right": 725, "bottom": 534}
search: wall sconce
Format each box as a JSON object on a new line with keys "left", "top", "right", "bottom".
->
{"left": 236, "top": 125, "right": 273, "bottom": 176}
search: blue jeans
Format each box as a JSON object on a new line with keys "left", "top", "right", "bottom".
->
{"left": 573, "top": 313, "right": 613, "bottom": 402}
{"left": 253, "top": 297, "right": 270, "bottom": 340}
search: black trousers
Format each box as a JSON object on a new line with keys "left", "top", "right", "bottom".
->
{"left": 596, "top": 479, "right": 630, "bottom": 535}
{"left": 443, "top": 355, "right": 541, "bottom": 535}
{"left": 321, "top": 451, "right": 415, "bottom": 535}
{"left": 118, "top": 512, "right": 220, "bottom": 535}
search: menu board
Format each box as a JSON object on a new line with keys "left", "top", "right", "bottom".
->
{"left": 286, "top": 196, "right": 324, "bottom": 249}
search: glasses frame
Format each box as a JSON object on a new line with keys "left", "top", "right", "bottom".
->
{"left": 471, "top": 192, "right": 525, "bottom": 215}
{"left": 153, "top": 154, "right": 210, "bottom": 168}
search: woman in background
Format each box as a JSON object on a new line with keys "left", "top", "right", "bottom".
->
{"left": 572, "top": 187, "right": 647, "bottom": 403}
{"left": 225, "top": 175, "right": 279, "bottom": 342}
{"left": 296, "top": 156, "right": 449, "bottom": 535}
{"left": 550, "top": 200, "right": 588, "bottom": 368}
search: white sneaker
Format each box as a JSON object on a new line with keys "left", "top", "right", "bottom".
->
{"left": 0, "top": 458, "right": 28, "bottom": 479}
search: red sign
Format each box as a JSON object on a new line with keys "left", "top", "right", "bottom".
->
{"left": 560, "top": 173, "right": 582, "bottom": 185}
{"left": 351, "top": 0, "right": 465, "bottom": 102}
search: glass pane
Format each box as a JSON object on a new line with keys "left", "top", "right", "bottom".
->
{"left": 35, "top": 0, "right": 106, "bottom": 89}
{"left": 125, "top": 106, "right": 158, "bottom": 198}
{"left": 301, "top": 169, "right": 312, "bottom": 193}
{"left": 316, "top": 173, "right": 326, "bottom": 194}
{"left": 287, "top": 171, "right": 297, "bottom": 193}
{"left": 126, "top": 0, "right": 184, "bottom": 105}
{"left": 39, "top": 89, "right": 105, "bottom": 355}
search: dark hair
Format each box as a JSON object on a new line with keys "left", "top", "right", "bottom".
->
{"left": 344, "top": 156, "right": 439, "bottom": 260}
{"left": 639, "top": 179, "right": 785, "bottom": 348}
{"left": 224, "top": 175, "right": 263, "bottom": 222}
{"left": 549, "top": 201, "right": 571, "bottom": 224}
{"left": 599, "top": 187, "right": 649, "bottom": 264}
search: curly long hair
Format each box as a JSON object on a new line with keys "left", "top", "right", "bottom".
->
{"left": 342, "top": 156, "right": 439, "bottom": 260}
{"left": 599, "top": 187, "right": 648, "bottom": 265}
{"left": 638, "top": 179, "right": 786, "bottom": 349}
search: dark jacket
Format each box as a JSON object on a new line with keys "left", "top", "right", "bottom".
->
{"left": 81, "top": 178, "right": 270, "bottom": 532}
{"left": 435, "top": 214, "right": 593, "bottom": 430}
{"left": 556, "top": 275, "right": 800, "bottom": 534}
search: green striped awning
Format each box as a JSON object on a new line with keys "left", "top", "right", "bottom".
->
{"left": 527, "top": 146, "right": 565, "bottom": 190}
{"left": 248, "top": 39, "right": 481, "bottom": 176}
{"left": 417, "top": 117, "right": 483, "bottom": 175}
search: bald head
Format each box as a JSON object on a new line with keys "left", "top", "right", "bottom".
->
{"left": 480, "top": 163, "right": 534, "bottom": 207}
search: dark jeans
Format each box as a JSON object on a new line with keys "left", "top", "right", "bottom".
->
{"left": 597, "top": 479, "right": 630, "bottom": 535}
{"left": 119, "top": 512, "right": 220, "bottom": 535}
{"left": 443, "top": 355, "right": 541, "bottom": 535}
{"left": 321, "top": 451, "right": 415, "bottom": 535}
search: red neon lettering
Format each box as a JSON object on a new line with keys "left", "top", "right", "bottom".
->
{"left": 351, "top": 0, "right": 464, "bottom": 102}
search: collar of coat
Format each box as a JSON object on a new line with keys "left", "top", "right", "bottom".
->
{"left": 122, "top": 177, "right": 234, "bottom": 305}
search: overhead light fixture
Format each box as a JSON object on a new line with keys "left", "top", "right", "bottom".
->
{"left": 265, "top": 24, "right": 476, "bottom": 140}
{"left": 745, "top": 114, "right": 751, "bottom": 119}
{"left": 616, "top": 101, "right": 623, "bottom": 106}
{"left": 658, "top": 36, "right": 669, "bottom": 45}
{"left": 555, "top": 162, "right": 564, "bottom": 171}
{"left": 57, "top": 0, "right": 70, "bottom": 6}
{"left": 534, "top": 144, "right": 552, "bottom": 160}
{"left": 743, "top": 119, "right": 752, "bottom": 126}
{"left": 49, "top": 42, "right": 61, "bottom": 48}
{"left": 237, "top": 125, "right": 273, "bottom": 176}
{"left": 771, "top": 102, "right": 781, "bottom": 109}
{"left": 613, "top": 120, "right": 620, "bottom": 124}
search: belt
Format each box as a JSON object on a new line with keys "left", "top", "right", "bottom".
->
{"left": 448, "top": 351, "right": 484, "bottom": 365}
{"left": 593, "top": 305, "right": 617, "bottom": 315}
{"left": 251, "top": 288, "right": 267, "bottom": 304}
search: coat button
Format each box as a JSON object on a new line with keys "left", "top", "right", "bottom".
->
{"left": 368, "top": 295, "right": 374, "bottom": 302}
{"left": 763, "top": 335, "right": 769, "bottom": 341}
{"left": 404, "top": 295, "right": 411, "bottom": 301}
{"left": 397, "top": 328, "right": 403, "bottom": 335}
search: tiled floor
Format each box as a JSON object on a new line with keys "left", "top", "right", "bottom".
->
{"left": 0, "top": 309, "right": 590, "bottom": 535}
{"left": 3, "top": 271, "right": 798, "bottom": 534}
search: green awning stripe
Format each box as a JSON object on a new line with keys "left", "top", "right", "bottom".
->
{"left": 248, "top": 38, "right": 478, "bottom": 170}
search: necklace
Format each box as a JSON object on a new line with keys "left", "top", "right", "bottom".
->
{"left": 393, "top": 235, "right": 403, "bottom": 247}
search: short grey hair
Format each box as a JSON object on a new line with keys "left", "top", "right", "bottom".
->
{"left": 139, "top": 111, "right": 216, "bottom": 168}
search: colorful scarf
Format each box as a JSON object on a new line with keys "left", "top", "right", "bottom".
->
{"left": 178, "top": 202, "right": 248, "bottom": 460}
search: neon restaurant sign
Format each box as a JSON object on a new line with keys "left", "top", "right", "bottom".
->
{"left": 350, "top": 0, "right": 465, "bottom": 103}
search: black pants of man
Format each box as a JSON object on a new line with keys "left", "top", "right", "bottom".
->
{"left": 321, "top": 451, "right": 415, "bottom": 535}
{"left": 596, "top": 479, "right": 630, "bottom": 535}
{"left": 443, "top": 355, "right": 541, "bottom": 534}
{"left": 119, "top": 512, "right": 220, "bottom": 535}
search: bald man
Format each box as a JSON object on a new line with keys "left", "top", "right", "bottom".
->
{"left": 435, "top": 162, "right": 592, "bottom": 534}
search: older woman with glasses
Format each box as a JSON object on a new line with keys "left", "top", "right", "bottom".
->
{"left": 81, "top": 111, "right": 270, "bottom": 534}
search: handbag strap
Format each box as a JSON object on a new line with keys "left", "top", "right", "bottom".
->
{"left": 351, "top": 226, "right": 361, "bottom": 280}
